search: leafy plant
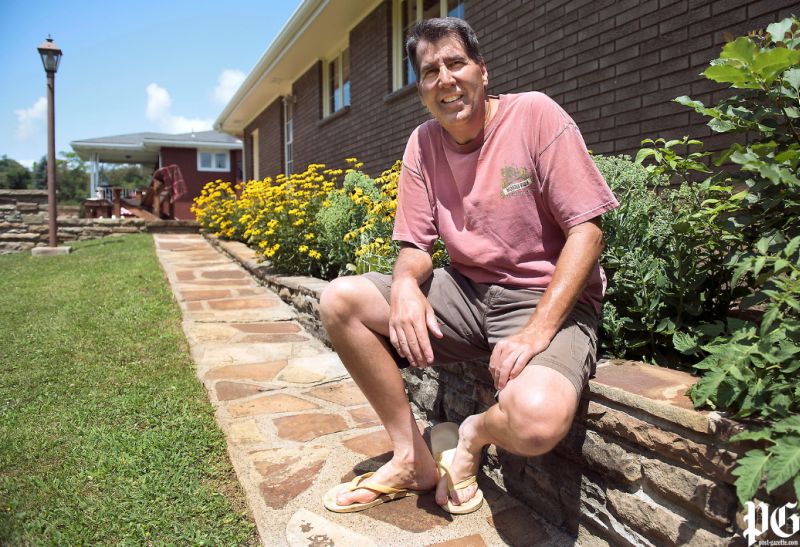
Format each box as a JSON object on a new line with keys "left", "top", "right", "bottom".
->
{"left": 596, "top": 153, "right": 730, "bottom": 364}
{"left": 663, "top": 16, "right": 800, "bottom": 504}
{"left": 316, "top": 167, "right": 381, "bottom": 276}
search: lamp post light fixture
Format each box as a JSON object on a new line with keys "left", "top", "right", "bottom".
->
{"left": 33, "top": 35, "right": 70, "bottom": 256}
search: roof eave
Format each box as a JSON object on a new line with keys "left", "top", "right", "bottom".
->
{"left": 142, "top": 139, "right": 242, "bottom": 150}
{"left": 215, "top": 0, "right": 380, "bottom": 137}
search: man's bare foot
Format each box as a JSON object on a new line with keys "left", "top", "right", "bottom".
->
{"left": 435, "top": 414, "right": 485, "bottom": 506}
{"left": 335, "top": 450, "right": 439, "bottom": 506}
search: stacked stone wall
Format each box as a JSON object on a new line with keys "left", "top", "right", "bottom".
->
{"left": 0, "top": 189, "right": 147, "bottom": 254}
{"left": 207, "top": 234, "right": 793, "bottom": 546}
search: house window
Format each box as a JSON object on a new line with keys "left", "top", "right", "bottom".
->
{"left": 392, "top": 0, "right": 464, "bottom": 90}
{"left": 251, "top": 128, "right": 260, "bottom": 179}
{"left": 198, "top": 150, "right": 230, "bottom": 172}
{"left": 323, "top": 47, "right": 351, "bottom": 117}
{"left": 283, "top": 96, "right": 294, "bottom": 175}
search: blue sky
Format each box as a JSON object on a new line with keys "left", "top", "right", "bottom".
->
{"left": 0, "top": 0, "right": 303, "bottom": 168}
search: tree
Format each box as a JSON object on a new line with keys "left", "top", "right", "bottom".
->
{"left": 0, "top": 156, "right": 33, "bottom": 189}
{"left": 31, "top": 156, "right": 47, "bottom": 190}
{"left": 31, "top": 152, "right": 90, "bottom": 202}
{"left": 56, "top": 151, "right": 89, "bottom": 203}
{"left": 102, "top": 164, "right": 151, "bottom": 189}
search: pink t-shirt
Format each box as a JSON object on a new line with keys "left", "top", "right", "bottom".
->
{"left": 393, "top": 92, "right": 619, "bottom": 313}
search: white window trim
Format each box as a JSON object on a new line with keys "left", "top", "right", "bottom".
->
{"left": 392, "top": 0, "right": 461, "bottom": 90}
{"left": 197, "top": 149, "right": 230, "bottom": 172}
{"left": 251, "top": 128, "right": 260, "bottom": 180}
{"left": 322, "top": 42, "right": 350, "bottom": 118}
{"left": 283, "top": 96, "right": 294, "bottom": 175}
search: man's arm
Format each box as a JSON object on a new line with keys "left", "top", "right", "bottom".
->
{"left": 389, "top": 244, "right": 443, "bottom": 368}
{"left": 489, "top": 218, "right": 604, "bottom": 390}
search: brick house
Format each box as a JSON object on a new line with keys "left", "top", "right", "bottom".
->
{"left": 215, "top": 0, "right": 795, "bottom": 180}
{"left": 71, "top": 131, "right": 243, "bottom": 220}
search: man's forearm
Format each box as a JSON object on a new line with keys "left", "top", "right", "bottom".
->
{"left": 392, "top": 245, "right": 434, "bottom": 288}
{"left": 523, "top": 220, "right": 604, "bottom": 341}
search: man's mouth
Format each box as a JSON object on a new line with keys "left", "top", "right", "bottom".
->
{"left": 441, "top": 94, "right": 463, "bottom": 104}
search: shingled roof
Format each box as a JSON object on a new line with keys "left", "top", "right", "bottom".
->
{"left": 71, "top": 130, "right": 242, "bottom": 164}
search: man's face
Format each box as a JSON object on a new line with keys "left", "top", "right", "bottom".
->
{"left": 415, "top": 34, "right": 488, "bottom": 140}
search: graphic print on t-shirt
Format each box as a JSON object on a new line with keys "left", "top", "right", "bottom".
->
{"left": 500, "top": 165, "right": 535, "bottom": 197}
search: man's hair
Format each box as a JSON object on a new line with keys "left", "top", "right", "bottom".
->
{"left": 405, "top": 17, "right": 484, "bottom": 81}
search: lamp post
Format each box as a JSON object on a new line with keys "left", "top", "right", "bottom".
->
{"left": 34, "top": 35, "right": 69, "bottom": 255}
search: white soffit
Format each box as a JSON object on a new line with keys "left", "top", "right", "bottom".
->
{"left": 216, "top": 0, "right": 380, "bottom": 136}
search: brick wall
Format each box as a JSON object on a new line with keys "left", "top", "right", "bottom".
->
{"left": 468, "top": 0, "right": 797, "bottom": 156}
{"left": 246, "top": 99, "right": 284, "bottom": 181}
{"left": 243, "top": 0, "right": 796, "bottom": 178}
{"left": 245, "top": 2, "right": 430, "bottom": 178}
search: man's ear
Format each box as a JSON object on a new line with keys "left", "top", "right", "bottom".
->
{"left": 481, "top": 62, "right": 488, "bottom": 88}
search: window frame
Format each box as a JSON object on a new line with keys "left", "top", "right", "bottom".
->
{"left": 322, "top": 43, "right": 351, "bottom": 118}
{"left": 283, "top": 96, "right": 294, "bottom": 175}
{"left": 251, "top": 128, "right": 260, "bottom": 180}
{"left": 391, "top": 0, "right": 464, "bottom": 91}
{"left": 197, "top": 149, "right": 231, "bottom": 172}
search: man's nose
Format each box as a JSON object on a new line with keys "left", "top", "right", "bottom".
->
{"left": 437, "top": 66, "right": 456, "bottom": 87}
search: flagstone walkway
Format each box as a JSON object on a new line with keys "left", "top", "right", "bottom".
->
{"left": 153, "top": 233, "right": 575, "bottom": 547}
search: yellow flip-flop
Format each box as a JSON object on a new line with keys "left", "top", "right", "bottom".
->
{"left": 323, "top": 471, "right": 429, "bottom": 513}
{"left": 430, "top": 422, "right": 484, "bottom": 515}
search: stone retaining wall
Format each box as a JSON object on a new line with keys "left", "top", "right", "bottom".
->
{"left": 0, "top": 190, "right": 197, "bottom": 253}
{"left": 207, "top": 235, "right": 791, "bottom": 547}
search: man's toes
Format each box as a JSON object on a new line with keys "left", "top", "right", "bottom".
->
{"left": 336, "top": 488, "right": 369, "bottom": 506}
{"left": 452, "top": 484, "right": 476, "bottom": 505}
{"left": 435, "top": 476, "right": 450, "bottom": 506}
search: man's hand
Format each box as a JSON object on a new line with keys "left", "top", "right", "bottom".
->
{"left": 389, "top": 278, "right": 443, "bottom": 367}
{"left": 489, "top": 329, "right": 551, "bottom": 390}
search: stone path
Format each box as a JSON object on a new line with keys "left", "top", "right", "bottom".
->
{"left": 154, "top": 233, "right": 574, "bottom": 547}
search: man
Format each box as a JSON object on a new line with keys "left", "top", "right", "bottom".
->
{"left": 319, "top": 17, "right": 618, "bottom": 514}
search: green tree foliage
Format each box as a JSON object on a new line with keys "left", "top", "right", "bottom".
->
{"left": 31, "top": 156, "right": 47, "bottom": 190}
{"left": 0, "top": 156, "right": 33, "bottom": 190}
{"left": 32, "top": 152, "right": 90, "bottom": 203}
{"left": 102, "top": 164, "right": 151, "bottom": 189}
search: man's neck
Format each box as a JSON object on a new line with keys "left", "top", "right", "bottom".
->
{"left": 448, "top": 97, "right": 498, "bottom": 145}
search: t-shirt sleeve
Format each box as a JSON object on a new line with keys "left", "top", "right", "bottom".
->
{"left": 392, "top": 127, "right": 439, "bottom": 253}
{"left": 534, "top": 97, "right": 619, "bottom": 232}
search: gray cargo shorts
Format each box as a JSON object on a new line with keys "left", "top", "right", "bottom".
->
{"left": 363, "top": 267, "right": 599, "bottom": 394}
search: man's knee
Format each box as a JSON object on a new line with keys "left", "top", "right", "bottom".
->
{"left": 500, "top": 385, "right": 577, "bottom": 457}
{"left": 319, "top": 275, "right": 381, "bottom": 327}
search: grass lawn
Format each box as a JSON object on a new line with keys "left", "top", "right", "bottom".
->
{"left": 0, "top": 234, "right": 257, "bottom": 545}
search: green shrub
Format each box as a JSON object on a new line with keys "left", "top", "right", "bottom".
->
{"left": 316, "top": 169, "right": 381, "bottom": 276}
{"left": 596, "top": 153, "right": 730, "bottom": 365}
{"left": 641, "top": 16, "right": 800, "bottom": 504}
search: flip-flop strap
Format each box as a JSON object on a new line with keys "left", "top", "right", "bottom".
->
{"left": 348, "top": 472, "right": 405, "bottom": 495}
{"left": 436, "top": 461, "right": 477, "bottom": 493}
{"left": 452, "top": 475, "right": 477, "bottom": 491}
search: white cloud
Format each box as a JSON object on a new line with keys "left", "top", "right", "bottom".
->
{"left": 14, "top": 97, "right": 47, "bottom": 140}
{"left": 212, "top": 69, "right": 246, "bottom": 105}
{"left": 145, "top": 83, "right": 213, "bottom": 134}
{"left": 18, "top": 159, "right": 35, "bottom": 169}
